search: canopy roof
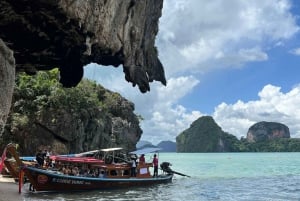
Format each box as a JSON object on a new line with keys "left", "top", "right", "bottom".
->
{"left": 130, "top": 147, "right": 161, "bottom": 155}
{"left": 20, "top": 156, "right": 35, "bottom": 161}
{"left": 74, "top": 150, "right": 99, "bottom": 157}
{"left": 53, "top": 156, "right": 104, "bottom": 163}
{"left": 100, "top": 147, "right": 123, "bottom": 152}
{"left": 20, "top": 148, "right": 123, "bottom": 161}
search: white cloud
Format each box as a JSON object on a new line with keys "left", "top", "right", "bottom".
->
{"left": 290, "top": 48, "right": 300, "bottom": 55}
{"left": 157, "top": 0, "right": 299, "bottom": 75}
{"left": 141, "top": 77, "right": 202, "bottom": 143}
{"left": 238, "top": 47, "right": 268, "bottom": 62}
{"left": 84, "top": 64, "right": 202, "bottom": 144}
{"left": 214, "top": 84, "right": 300, "bottom": 139}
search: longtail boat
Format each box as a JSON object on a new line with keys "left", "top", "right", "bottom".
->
{"left": 2, "top": 144, "right": 188, "bottom": 192}
{"left": 22, "top": 165, "right": 173, "bottom": 192}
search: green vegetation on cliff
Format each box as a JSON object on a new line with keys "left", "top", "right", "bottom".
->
{"left": 176, "top": 116, "right": 300, "bottom": 152}
{"left": 1, "top": 69, "right": 142, "bottom": 155}
{"left": 176, "top": 116, "right": 241, "bottom": 152}
{"left": 239, "top": 138, "right": 300, "bottom": 152}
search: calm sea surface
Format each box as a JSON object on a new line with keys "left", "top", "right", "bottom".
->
{"left": 23, "top": 152, "right": 300, "bottom": 201}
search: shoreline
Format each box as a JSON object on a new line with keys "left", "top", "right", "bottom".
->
{"left": 0, "top": 175, "right": 23, "bottom": 201}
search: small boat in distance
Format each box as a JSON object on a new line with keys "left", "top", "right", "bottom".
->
{"left": 3, "top": 144, "right": 188, "bottom": 192}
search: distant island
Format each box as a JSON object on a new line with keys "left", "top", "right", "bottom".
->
{"left": 176, "top": 116, "right": 300, "bottom": 152}
{"left": 136, "top": 116, "right": 300, "bottom": 153}
{"left": 137, "top": 140, "right": 176, "bottom": 152}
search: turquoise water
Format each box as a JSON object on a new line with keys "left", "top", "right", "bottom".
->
{"left": 23, "top": 152, "right": 300, "bottom": 201}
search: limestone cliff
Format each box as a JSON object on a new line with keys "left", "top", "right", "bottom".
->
{"left": 246, "top": 121, "right": 290, "bottom": 143}
{"left": 0, "top": 39, "right": 15, "bottom": 135}
{"left": 1, "top": 71, "right": 142, "bottom": 155}
{"left": 176, "top": 116, "right": 240, "bottom": 152}
{"left": 0, "top": 0, "right": 166, "bottom": 92}
{"left": 0, "top": 0, "right": 165, "bottom": 147}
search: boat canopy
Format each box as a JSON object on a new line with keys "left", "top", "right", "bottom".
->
{"left": 53, "top": 156, "right": 104, "bottom": 163}
{"left": 19, "top": 150, "right": 100, "bottom": 161}
{"left": 100, "top": 147, "right": 123, "bottom": 152}
{"left": 74, "top": 150, "right": 99, "bottom": 157}
{"left": 130, "top": 147, "right": 161, "bottom": 155}
{"left": 20, "top": 156, "right": 35, "bottom": 161}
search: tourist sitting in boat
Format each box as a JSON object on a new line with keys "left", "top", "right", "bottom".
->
{"left": 98, "top": 169, "right": 105, "bottom": 178}
{"left": 89, "top": 169, "right": 97, "bottom": 177}
{"left": 64, "top": 166, "right": 71, "bottom": 175}
{"left": 46, "top": 158, "right": 55, "bottom": 168}
{"left": 82, "top": 168, "right": 90, "bottom": 177}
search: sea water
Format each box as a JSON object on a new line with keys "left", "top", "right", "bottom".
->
{"left": 23, "top": 152, "right": 300, "bottom": 201}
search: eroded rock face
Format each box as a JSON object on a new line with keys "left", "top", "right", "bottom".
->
{"left": 246, "top": 121, "right": 290, "bottom": 142}
{"left": 0, "top": 0, "right": 166, "bottom": 93}
{"left": 2, "top": 83, "right": 142, "bottom": 155}
{"left": 0, "top": 39, "right": 15, "bottom": 135}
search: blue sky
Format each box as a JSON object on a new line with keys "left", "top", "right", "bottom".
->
{"left": 84, "top": 0, "right": 300, "bottom": 144}
{"left": 185, "top": 46, "right": 300, "bottom": 114}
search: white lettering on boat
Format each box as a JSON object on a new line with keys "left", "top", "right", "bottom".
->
{"left": 52, "top": 178, "right": 91, "bottom": 185}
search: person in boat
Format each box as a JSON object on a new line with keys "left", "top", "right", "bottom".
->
{"left": 65, "top": 166, "right": 71, "bottom": 175}
{"left": 35, "top": 150, "right": 45, "bottom": 167}
{"left": 139, "top": 154, "right": 145, "bottom": 164}
{"left": 42, "top": 149, "right": 47, "bottom": 159}
{"left": 83, "top": 168, "right": 91, "bottom": 177}
{"left": 130, "top": 155, "right": 137, "bottom": 177}
{"left": 46, "top": 158, "right": 54, "bottom": 168}
{"left": 152, "top": 154, "right": 158, "bottom": 177}
{"left": 79, "top": 167, "right": 85, "bottom": 176}
{"left": 72, "top": 166, "right": 79, "bottom": 176}
{"left": 99, "top": 169, "right": 105, "bottom": 178}
{"left": 45, "top": 149, "right": 50, "bottom": 157}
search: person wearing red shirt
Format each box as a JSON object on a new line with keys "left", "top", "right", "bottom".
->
{"left": 139, "top": 154, "right": 145, "bottom": 164}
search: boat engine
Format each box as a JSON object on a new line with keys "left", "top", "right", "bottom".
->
{"left": 160, "top": 162, "right": 173, "bottom": 174}
{"left": 160, "top": 162, "right": 191, "bottom": 177}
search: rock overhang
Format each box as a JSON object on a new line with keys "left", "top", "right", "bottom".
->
{"left": 0, "top": 0, "right": 166, "bottom": 93}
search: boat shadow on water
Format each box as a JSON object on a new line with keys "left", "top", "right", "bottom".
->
{"left": 23, "top": 180, "right": 178, "bottom": 201}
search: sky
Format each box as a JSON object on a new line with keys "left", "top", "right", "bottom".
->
{"left": 84, "top": 0, "right": 300, "bottom": 145}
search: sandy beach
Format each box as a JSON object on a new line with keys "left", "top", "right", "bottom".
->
{"left": 0, "top": 175, "right": 23, "bottom": 201}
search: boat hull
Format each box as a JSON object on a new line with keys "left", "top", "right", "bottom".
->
{"left": 23, "top": 166, "right": 173, "bottom": 192}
